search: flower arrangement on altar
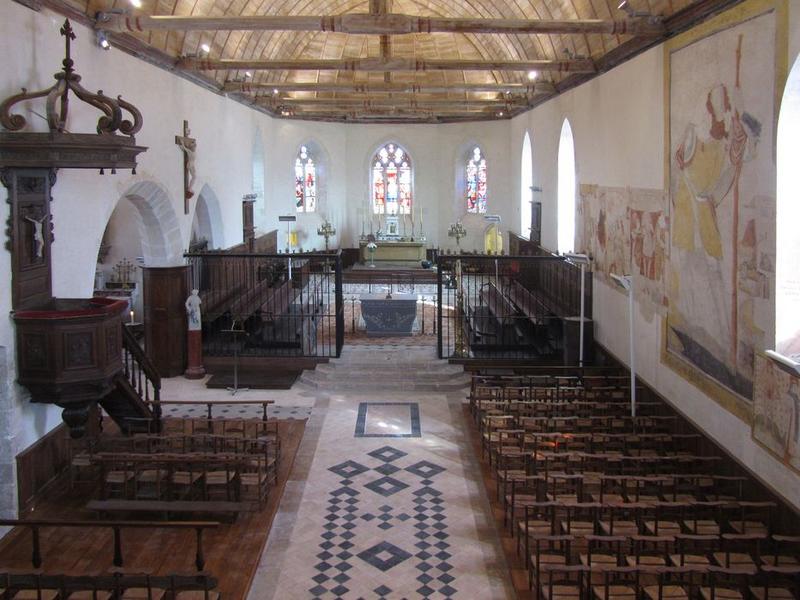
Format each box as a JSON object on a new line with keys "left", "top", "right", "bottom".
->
{"left": 366, "top": 241, "right": 378, "bottom": 268}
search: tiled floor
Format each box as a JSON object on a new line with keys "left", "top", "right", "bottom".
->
{"left": 159, "top": 373, "right": 316, "bottom": 420}
{"left": 247, "top": 346, "right": 513, "bottom": 600}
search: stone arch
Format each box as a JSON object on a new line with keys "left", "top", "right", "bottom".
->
{"left": 193, "top": 184, "right": 224, "bottom": 249}
{"left": 112, "top": 180, "right": 183, "bottom": 267}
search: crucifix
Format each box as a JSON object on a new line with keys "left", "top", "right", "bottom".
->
{"left": 175, "top": 120, "right": 197, "bottom": 214}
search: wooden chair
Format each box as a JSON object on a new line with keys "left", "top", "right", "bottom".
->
{"left": 240, "top": 455, "right": 273, "bottom": 508}
{"left": 749, "top": 564, "right": 800, "bottom": 599}
{"left": 170, "top": 464, "right": 204, "bottom": 500}
{"left": 118, "top": 574, "right": 166, "bottom": 600}
{"left": 102, "top": 458, "right": 135, "bottom": 499}
{"left": 68, "top": 436, "right": 99, "bottom": 490}
{"left": 203, "top": 461, "right": 238, "bottom": 501}
{"left": 763, "top": 535, "right": 800, "bottom": 567}
{"left": 528, "top": 534, "right": 573, "bottom": 591}
{"left": 536, "top": 563, "right": 585, "bottom": 600}
{"left": 670, "top": 534, "right": 720, "bottom": 568}
{"left": 588, "top": 564, "right": 638, "bottom": 600}
{"left": 699, "top": 565, "right": 754, "bottom": 600}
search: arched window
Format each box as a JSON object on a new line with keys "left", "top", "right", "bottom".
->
{"left": 295, "top": 145, "right": 317, "bottom": 213}
{"left": 520, "top": 133, "right": 533, "bottom": 236}
{"left": 466, "top": 146, "right": 488, "bottom": 214}
{"left": 372, "top": 143, "right": 412, "bottom": 214}
{"left": 557, "top": 119, "right": 576, "bottom": 254}
{"left": 776, "top": 55, "right": 800, "bottom": 357}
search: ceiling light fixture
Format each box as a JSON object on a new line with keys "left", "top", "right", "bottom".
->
{"left": 245, "top": 71, "right": 253, "bottom": 78}
{"left": 200, "top": 43, "right": 211, "bottom": 53}
{"left": 273, "top": 88, "right": 279, "bottom": 94}
{"left": 527, "top": 70, "right": 538, "bottom": 81}
{"left": 617, "top": 0, "right": 653, "bottom": 18}
{"left": 96, "top": 30, "right": 111, "bottom": 50}
{"left": 129, "top": 0, "right": 142, "bottom": 7}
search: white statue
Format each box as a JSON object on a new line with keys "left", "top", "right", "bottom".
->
{"left": 25, "top": 214, "right": 47, "bottom": 259}
{"left": 185, "top": 288, "right": 202, "bottom": 330}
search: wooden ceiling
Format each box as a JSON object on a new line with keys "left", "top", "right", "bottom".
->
{"left": 34, "top": 0, "right": 740, "bottom": 123}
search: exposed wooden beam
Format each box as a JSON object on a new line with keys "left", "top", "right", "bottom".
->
{"left": 96, "top": 13, "right": 664, "bottom": 36}
{"left": 265, "top": 97, "right": 524, "bottom": 108}
{"left": 180, "top": 57, "right": 596, "bottom": 73}
{"left": 223, "top": 81, "right": 555, "bottom": 94}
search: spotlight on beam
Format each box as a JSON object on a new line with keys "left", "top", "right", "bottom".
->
{"left": 527, "top": 70, "right": 539, "bottom": 81}
{"left": 617, "top": 0, "right": 656, "bottom": 19}
{"left": 200, "top": 43, "right": 211, "bottom": 54}
{"left": 96, "top": 30, "right": 111, "bottom": 50}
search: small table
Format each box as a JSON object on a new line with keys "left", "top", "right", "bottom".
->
{"left": 360, "top": 294, "right": 418, "bottom": 336}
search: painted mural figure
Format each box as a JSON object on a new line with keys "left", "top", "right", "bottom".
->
{"left": 669, "top": 35, "right": 761, "bottom": 390}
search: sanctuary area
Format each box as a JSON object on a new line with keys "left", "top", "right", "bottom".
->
{"left": 1, "top": 0, "right": 800, "bottom": 598}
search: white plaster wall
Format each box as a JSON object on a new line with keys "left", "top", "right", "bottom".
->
{"left": 0, "top": 3, "right": 267, "bottom": 476}
{"left": 261, "top": 119, "right": 512, "bottom": 253}
{"left": 2, "top": 0, "right": 799, "bottom": 518}
{"left": 0, "top": 0, "right": 513, "bottom": 485}
{"left": 509, "top": 4, "right": 800, "bottom": 509}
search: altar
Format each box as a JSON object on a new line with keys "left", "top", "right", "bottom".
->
{"left": 360, "top": 294, "right": 418, "bottom": 336}
{"left": 359, "top": 240, "right": 426, "bottom": 264}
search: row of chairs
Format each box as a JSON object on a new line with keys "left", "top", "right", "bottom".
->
{"left": 0, "top": 572, "right": 219, "bottom": 600}
{"left": 530, "top": 562, "right": 798, "bottom": 600}
{"left": 97, "top": 452, "right": 276, "bottom": 507}
{"left": 467, "top": 370, "right": 800, "bottom": 598}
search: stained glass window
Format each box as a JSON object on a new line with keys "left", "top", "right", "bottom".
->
{"left": 295, "top": 145, "right": 316, "bottom": 213}
{"left": 466, "top": 146, "right": 487, "bottom": 214}
{"left": 372, "top": 143, "right": 412, "bottom": 214}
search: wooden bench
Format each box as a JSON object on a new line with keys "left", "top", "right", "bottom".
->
{"left": 87, "top": 499, "right": 245, "bottom": 518}
{"left": 479, "top": 282, "right": 517, "bottom": 325}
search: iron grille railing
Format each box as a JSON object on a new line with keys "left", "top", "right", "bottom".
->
{"left": 184, "top": 251, "right": 343, "bottom": 358}
{"left": 436, "top": 254, "right": 591, "bottom": 360}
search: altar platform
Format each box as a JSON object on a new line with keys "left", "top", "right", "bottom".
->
{"left": 359, "top": 240, "right": 426, "bottom": 264}
{"left": 343, "top": 262, "right": 437, "bottom": 284}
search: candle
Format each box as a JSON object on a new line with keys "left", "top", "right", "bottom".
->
{"left": 129, "top": 309, "right": 134, "bottom": 324}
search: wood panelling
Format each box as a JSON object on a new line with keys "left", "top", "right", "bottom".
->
{"left": 2, "top": 419, "right": 305, "bottom": 600}
{"left": 143, "top": 266, "right": 188, "bottom": 378}
{"left": 15, "top": 407, "right": 100, "bottom": 512}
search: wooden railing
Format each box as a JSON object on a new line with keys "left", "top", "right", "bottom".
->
{"left": 121, "top": 324, "right": 161, "bottom": 421}
{"left": 151, "top": 399, "right": 275, "bottom": 421}
{"left": 0, "top": 519, "right": 218, "bottom": 572}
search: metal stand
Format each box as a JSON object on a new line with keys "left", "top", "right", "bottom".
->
{"left": 222, "top": 325, "right": 249, "bottom": 396}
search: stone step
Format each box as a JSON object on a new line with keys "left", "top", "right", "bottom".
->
{"left": 297, "top": 377, "right": 469, "bottom": 392}
{"left": 314, "top": 359, "right": 464, "bottom": 377}
{"left": 300, "top": 369, "right": 469, "bottom": 385}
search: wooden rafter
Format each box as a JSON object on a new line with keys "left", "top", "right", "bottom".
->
{"left": 96, "top": 13, "right": 664, "bottom": 37}
{"left": 179, "top": 57, "right": 596, "bottom": 73}
{"left": 265, "top": 97, "right": 526, "bottom": 108}
{"left": 223, "top": 81, "right": 555, "bottom": 94}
